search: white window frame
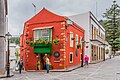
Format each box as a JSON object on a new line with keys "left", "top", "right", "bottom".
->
{"left": 80, "top": 36, "right": 82, "bottom": 49}
{"left": 33, "top": 28, "right": 52, "bottom": 42}
{"left": 34, "top": 30, "right": 40, "bottom": 42}
{"left": 76, "top": 34, "right": 78, "bottom": 48}
{"left": 70, "top": 32, "right": 73, "bottom": 47}
{"left": 69, "top": 52, "right": 73, "bottom": 63}
{"left": 80, "top": 53, "right": 82, "bottom": 61}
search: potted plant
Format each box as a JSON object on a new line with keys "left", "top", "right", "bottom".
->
{"left": 53, "top": 38, "right": 60, "bottom": 45}
{"left": 29, "top": 41, "right": 34, "bottom": 46}
{"left": 71, "top": 37, "right": 75, "bottom": 40}
{"left": 49, "top": 64, "right": 53, "bottom": 70}
{"left": 77, "top": 44, "right": 81, "bottom": 49}
{"left": 106, "top": 49, "right": 109, "bottom": 54}
{"left": 34, "top": 39, "right": 51, "bottom": 45}
{"left": 26, "top": 40, "right": 30, "bottom": 44}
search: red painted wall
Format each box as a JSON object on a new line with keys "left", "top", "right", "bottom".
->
{"left": 20, "top": 8, "right": 84, "bottom": 70}
{"left": 65, "top": 24, "right": 84, "bottom": 68}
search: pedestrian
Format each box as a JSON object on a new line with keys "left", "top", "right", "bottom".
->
{"left": 84, "top": 55, "right": 89, "bottom": 68}
{"left": 93, "top": 52, "right": 96, "bottom": 61}
{"left": 17, "top": 59, "right": 23, "bottom": 74}
{"left": 46, "top": 55, "right": 50, "bottom": 73}
{"left": 109, "top": 54, "right": 111, "bottom": 59}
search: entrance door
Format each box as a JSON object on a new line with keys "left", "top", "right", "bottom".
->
{"left": 39, "top": 54, "right": 46, "bottom": 70}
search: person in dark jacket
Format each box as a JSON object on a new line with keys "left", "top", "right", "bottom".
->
{"left": 18, "top": 59, "right": 23, "bottom": 74}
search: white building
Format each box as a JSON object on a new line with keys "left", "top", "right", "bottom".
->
{"left": 69, "top": 12, "right": 108, "bottom": 63}
{"left": 9, "top": 43, "right": 16, "bottom": 69}
{"left": 9, "top": 43, "right": 20, "bottom": 70}
{"left": 105, "top": 41, "right": 112, "bottom": 59}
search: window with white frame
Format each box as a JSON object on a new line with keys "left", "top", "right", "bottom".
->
{"left": 80, "top": 36, "right": 82, "bottom": 49}
{"left": 34, "top": 30, "right": 40, "bottom": 42}
{"left": 34, "top": 28, "right": 52, "bottom": 42}
{"left": 76, "top": 34, "right": 78, "bottom": 48}
{"left": 70, "top": 52, "right": 73, "bottom": 63}
{"left": 70, "top": 32, "right": 73, "bottom": 47}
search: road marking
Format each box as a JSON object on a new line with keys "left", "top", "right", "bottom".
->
{"left": 84, "top": 61, "right": 105, "bottom": 80}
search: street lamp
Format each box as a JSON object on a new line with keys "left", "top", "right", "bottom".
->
{"left": 103, "top": 43, "right": 106, "bottom": 61}
{"left": 32, "top": 3, "right": 36, "bottom": 15}
{"left": 5, "top": 32, "right": 12, "bottom": 77}
{"left": 81, "top": 38, "right": 89, "bottom": 67}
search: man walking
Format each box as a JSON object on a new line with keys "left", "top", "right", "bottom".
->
{"left": 18, "top": 59, "right": 23, "bottom": 74}
{"left": 46, "top": 55, "right": 50, "bottom": 73}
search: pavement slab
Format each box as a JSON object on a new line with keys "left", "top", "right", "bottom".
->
{"left": 1, "top": 56, "right": 120, "bottom": 80}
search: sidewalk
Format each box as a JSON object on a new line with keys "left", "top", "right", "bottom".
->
{"left": 21, "top": 59, "right": 109, "bottom": 72}
{"left": 0, "top": 57, "right": 118, "bottom": 80}
{"left": 0, "top": 71, "right": 14, "bottom": 78}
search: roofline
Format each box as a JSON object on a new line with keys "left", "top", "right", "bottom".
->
{"left": 26, "top": 8, "right": 66, "bottom": 24}
{"left": 68, "top": 11, "right": 90, "bottom": 17}
{"left": 66, "top": 17, "right": 85, "bottom": 31}
{"left": 25, "top": 20, "right": 66, "bottom": 26}
{"left": 89, "top": 11, "right": 105, "bottom": 32}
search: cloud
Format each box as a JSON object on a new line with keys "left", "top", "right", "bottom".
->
{"left": 8, "top": 0, "right": 120, "bottom": 35}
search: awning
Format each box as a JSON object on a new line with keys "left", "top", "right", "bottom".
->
{"left": 33, "top": 26, "right": 53, "bottom": 30}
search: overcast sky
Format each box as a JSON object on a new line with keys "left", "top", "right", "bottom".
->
{"left": 8, "top": 0, "right": 120, "bottom": 36}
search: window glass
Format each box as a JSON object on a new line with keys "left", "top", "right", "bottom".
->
{"left": 76, "top": 35, "right": 78, "bottom": 48}
{"left": 34, "top": 28, "right": 52, "bottom": 42}
{"left": 70, "top": 32, "right": 73, "bottom": 47}
{"left": 70, "top": 54, "right": 73, "bottom": 62}
{"left": 80, "top": 36, "right": 82, "bottom": 49}
{"left": 70, "top": 52, "right": 73, "bottom": 63}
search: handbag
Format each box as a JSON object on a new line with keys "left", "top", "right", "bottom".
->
{"left": 15, "top": 66, "right": 19, "bottom": 71}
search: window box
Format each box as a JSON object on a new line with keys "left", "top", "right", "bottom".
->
{"left": 34, "top": 43, "right": 52, "bottom": 54}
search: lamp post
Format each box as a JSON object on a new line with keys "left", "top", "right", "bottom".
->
{"left": 32, "top": 3, "right": 36, "bottom": 15}
{"left": 103, "top": 43, "right": 106, "bottom": 61}
{"left": 81, "top": 38, "right": 85, "bottom": 67}
{"left": 5, "top": 32, "right": 12, "bottom": 77}
{"left": 81, "top": 38, "right": 89, "bottom": 67}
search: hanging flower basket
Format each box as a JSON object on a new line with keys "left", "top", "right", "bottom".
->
{"left": 25, "top": 33, "right": 28, "bottom": 37}
{"left": 71, "top": 38, "right": 75, "bottom": 40}
{"left": 53, "top": 38, "right": 60, "bottom": 45}
{"left": 106, "top": 49, "right": 109, "bottom": 54}
{"left": 26, "top": 40, "right": 30, "bottom": 44}
{"left": 77, "top": 44, "right": 81, "bottom": 49}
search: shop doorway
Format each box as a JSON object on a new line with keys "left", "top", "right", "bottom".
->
{"left": 36, "top": 54, "right": 46, "bottom": 70}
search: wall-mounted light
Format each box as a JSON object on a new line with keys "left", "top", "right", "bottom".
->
{"left": 66, "top": 19, "right": 73, "bottom": 26}
{"left": 81, "top": 38, "right": 89, "bottom": 43}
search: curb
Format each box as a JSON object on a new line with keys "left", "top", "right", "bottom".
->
{"left": 50, "top": 65, "right": 82, "bottom": 72}
{"left": 0, "top": 74, "right": 14, "bottom": 78}
{"left": 26, "top": 65, "right": 82, "bottom": 72}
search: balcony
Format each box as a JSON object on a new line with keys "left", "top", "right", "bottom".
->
{"left": 34, "top": 43, "right": 52, "bottom": 54}
{"left": 91, "top": 34, "right": 105, "bottom": 43}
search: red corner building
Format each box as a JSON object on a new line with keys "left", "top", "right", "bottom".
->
{"left": 20, "top": 8, "right": 84, "bottom": 70}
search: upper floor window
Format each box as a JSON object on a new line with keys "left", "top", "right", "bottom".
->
{"left": 80, "top": 36, "right": 82, "bottom": 49}
{"left": 76, "top": 34, "right": 78, "bottom": 48}
{"left": 34, "top": 28, "right": 52, "bottom": 42}
{"left": 70, "top": 32, "right": 73, "bottom": 47}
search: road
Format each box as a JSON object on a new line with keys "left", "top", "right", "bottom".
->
{"left": 1, "top": 56, "right": 120, "bottom": 80}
